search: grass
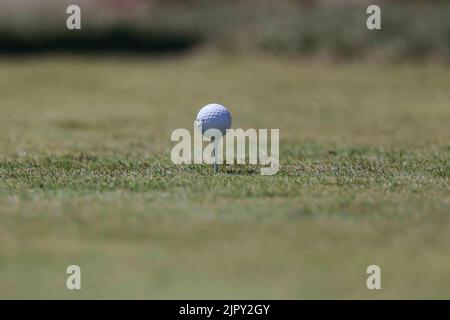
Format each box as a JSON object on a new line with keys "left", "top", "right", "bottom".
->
{"left": 0, "top": 54, "right": 449, "bottom": 299}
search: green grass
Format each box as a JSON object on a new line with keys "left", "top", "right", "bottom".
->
{"left": 0, "top": 54, "right": 449, "bottom": 299}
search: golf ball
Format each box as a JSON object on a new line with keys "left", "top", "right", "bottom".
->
{"left": 195, "top": 103, "right": 232, "bottom": 136}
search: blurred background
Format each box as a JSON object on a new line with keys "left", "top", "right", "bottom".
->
{"left": 1, "top": 0, "right": 449, "bottom": 61}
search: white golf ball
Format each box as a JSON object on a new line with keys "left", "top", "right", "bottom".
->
{"left": 195, "top": 103, "right": 232, "bottom": 136}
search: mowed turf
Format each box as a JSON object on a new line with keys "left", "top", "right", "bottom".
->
{"left": 0, "top": 55, "right": 449, "bottom": 299}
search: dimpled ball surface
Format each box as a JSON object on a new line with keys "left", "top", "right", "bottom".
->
{"left": 196, "top": 103, "right": 232, "bottom": 136}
